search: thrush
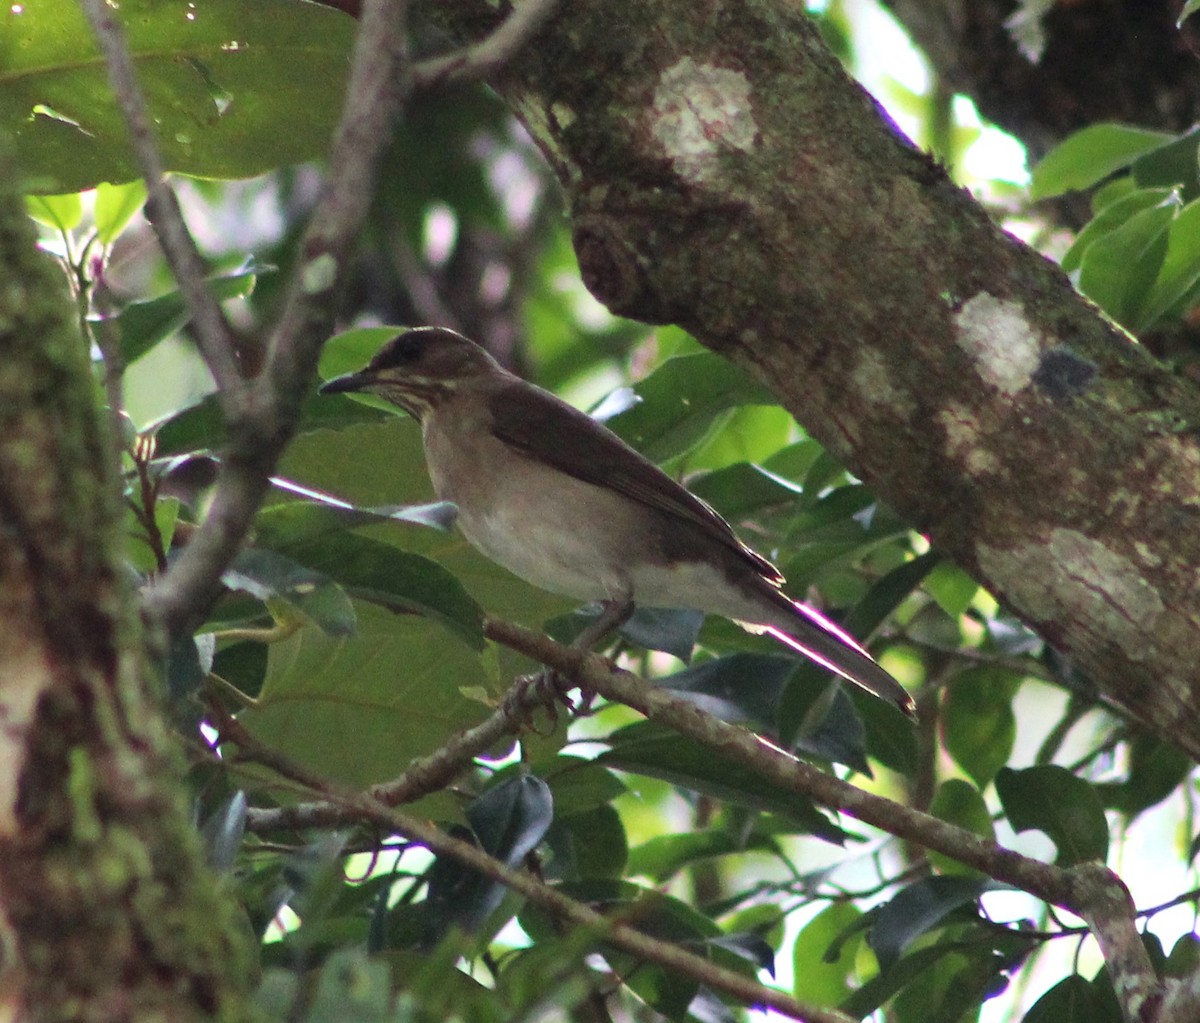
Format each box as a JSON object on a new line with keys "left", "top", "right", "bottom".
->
{"left": 319, "top": 326, "right": 914, "bottom": 716}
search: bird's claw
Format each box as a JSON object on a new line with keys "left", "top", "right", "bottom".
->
{"left": 501, "top": 669, "right": 597, "bottom": 733}
{"left": 501, "top": 670, "right": 567, "bottom": 733}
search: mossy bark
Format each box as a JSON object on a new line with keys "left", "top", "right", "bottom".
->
{"left": 0, "top": 174, "right": 259, "bottom": 1019}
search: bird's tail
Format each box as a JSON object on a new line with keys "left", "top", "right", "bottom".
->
{"left": 757, "top": 595, "right": 915, "bottom": 717}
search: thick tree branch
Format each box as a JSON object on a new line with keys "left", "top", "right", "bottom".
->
{"left": 429, "top": 0, "right": 1200, "bottom": 762}
{"left": 0, "top": 155, "right": 258, "bottom": 1022}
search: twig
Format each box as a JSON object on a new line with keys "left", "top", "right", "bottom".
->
{"left": 412, "top": 0, "right": 559, "bottom": 87}
{"left": 375, "top": 809, "right": 850, "bottom": 1022}
{"left": 143, "top": 0, "right": 413, "bottom": 640}
{"left": 220, "top": 717, "right": 853, "bottom": 1023}
{"left": 78, "top": 0, "right": 244, "bottom": 403}
{"left": 245, "top": 674, "right": 546, "bottom": 833}
{"left": 479, "top": 617, "right": 1164, "bottom": 1023}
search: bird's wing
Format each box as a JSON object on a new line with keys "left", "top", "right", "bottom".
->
{"left": 487, "top": 381, "right": 783, "bottom": 583}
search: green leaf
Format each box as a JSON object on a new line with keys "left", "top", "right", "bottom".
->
{"left": 839, "top": 941, "right": 975, "bottom": 1018}
{"left": 1023, "top": 975, "right": 1111, "bottom": 1023}
{"left": 222, "top": 547, "right": 357, "bottom": 637}
{"left": 1031, "top": 124, "right": 1175, "bottom": 200}
{"left": 239, "top": 603, "right": 493, "bottom": 799}
{"left": 425, "top": 774, "right": 554, "bottom": 940}
{"left": 995, "top": 765, "right": 1109, "bottom": 865}
{"left": 470, "top": 774, "right": 555, "bottom": 868}
{"left": 792, "top": 902, "right": 864, "bottom": 1006}
{"left": 1137, "top": 197, "right": 1200, "bottom": 327}
{"left": 599, "top": 721, "right": 847, "bottom": 843}
{"left": 867, "top": 875, "right": 1003, "bottom": 970}
{"left": 1165, "top": 933, "right": 1200, "bottom": 979}
{"left": 790, "top": 685, "right": 871, "bottom": 777}
{"left": 6, "top": 0, "right": 356, "bottom": 193}
{"left": 538, "top": 757, "right": 627, "bottom": 816}
{"left": 854, "top": 691, "right": 919, "bottom": 776}
{"left": 687, "top": 461, "right": 805, "bottom": 520}
{"left": 305, "top": 949, "right": 391, "bottom": 1023}
{"left": 544, "top": 804, "right": 629, "bottom": 880}
{"left": 489, "top": 939, "right": 597, "bottom": 1022}
{"left": 923, "top": 560, "right": 979, "bottom": 619}
{"left": 1096, "top": 732, "right": 1191, "bottom": 819}
{"left": 25, "top": 191, "right": 82, "bottom": 231}
{"left": 941, "top": 667, "right": 1019, "bottom": 788}
{"left": 658, "top": 652, "right": 796, "bottom": 730}
{"left": 1091, "top": 175, "right": 1138, "bottom": 212}
{"left": 258, "top": 529, "right": 484, "bottom": 649}
{"left": 519, "top": 879, "right": 730, "bottom": 1019}
{"left": 626, "top": 829, "right": 776, "bottom": 883}
{"left": 605, "top": 352, "right": 778, "bottom": 463}
{"left": 844, "top": 550, "right": 940, "bottom": 639}
{"left": 1060, "top": 187, "right": 1175, "bottom": 274}
{"left": 1077, "top": 197, "right": 1176, "bottom": 327}
{"left": 890, "top": 940, "right": 1015, "bottom": 1023}
{"left": 94, "top": 179, "right": 147, "bottom": 245}
{"left": 103, "top": 260, "right": 268, "bottom": 365}
{"left": 1132, "top": 125, "right": 1200, "bottom": 197}
{"left": 928, "top": 780, "right": 996, "bottom": 877}
{"left": 149, "top": 382, "right": 388, "bottom": 455}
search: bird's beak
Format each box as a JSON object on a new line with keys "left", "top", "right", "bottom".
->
{"left": 318, "top": 370, "right": 373, "bottom": 395}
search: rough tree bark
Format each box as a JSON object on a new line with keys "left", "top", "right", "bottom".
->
{"left": 0, "top": 170, "right": 258, "bottom": 1020}
{"left": 429, "top": 0, "right": 1200, "bottom": 760}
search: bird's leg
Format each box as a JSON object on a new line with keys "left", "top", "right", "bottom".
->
{"left": 502, "top": 598, "right": 635, "bottom": 728}
{"left": 572, "top": 597, "right": 635, "bottom": 652}
{"left": 562, "top": 596, "right": 635, "bottom": 714}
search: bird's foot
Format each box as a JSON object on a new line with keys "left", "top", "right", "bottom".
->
{"left": 501, "top": 669, "right": 579, "bottom": 733}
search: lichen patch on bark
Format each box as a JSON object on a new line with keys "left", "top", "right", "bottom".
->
{"left": 978, "top": 528, "right": 1163, "bottom": 658}
{"left": 937, "top": 401, "right": 1000, "bottom": 476}
{"left": 649, "top": 57, "right": 758, "bottom": 184}
{"left": 954, "top": 293, "right": 1043, "bottom": 396}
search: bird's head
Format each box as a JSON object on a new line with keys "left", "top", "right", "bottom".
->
{"left": 318, "top": 326, "right": 502, "bottom": 419}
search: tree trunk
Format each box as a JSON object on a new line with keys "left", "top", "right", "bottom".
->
{"left": 0, "top": 167, "right": 257, "bottom": 1021}
{"left": 431, "top": 0, "right": 1200, "bottom": 758}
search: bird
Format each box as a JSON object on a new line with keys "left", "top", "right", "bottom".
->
{"left": 319, "top": 326, "right": 914, "bottom": 716}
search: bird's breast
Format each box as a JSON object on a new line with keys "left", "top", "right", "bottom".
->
{"left": 422, "top": 411, "right": 634, "bottom": 602}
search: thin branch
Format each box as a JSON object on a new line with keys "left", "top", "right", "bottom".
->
{"left": 242, "top": 612, "right": 1161, "bottom": 1017}
{"left": 219, "top": 715, "right": 852, "bottom": 1023}
{"left": 412, "top": 0, "right": 559, "bottom": 87}
{"left": 245, "top": 678, "right": 543, "bottom": 833}
{"left": 479, "top": 617, "right": 1163, "bottom": 1023}
{"left": 143, "top": 0, "right": 413, "bottom": 641}
{"left": 78, "top": 0, "right": 244, "bottom": 402}
{"left": 371, "top": 802, "right": 848, "bottom": 1023}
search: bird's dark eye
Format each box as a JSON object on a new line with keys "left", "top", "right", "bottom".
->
{"left": 370, "top": 332, "right": 426, "bottom": 371}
